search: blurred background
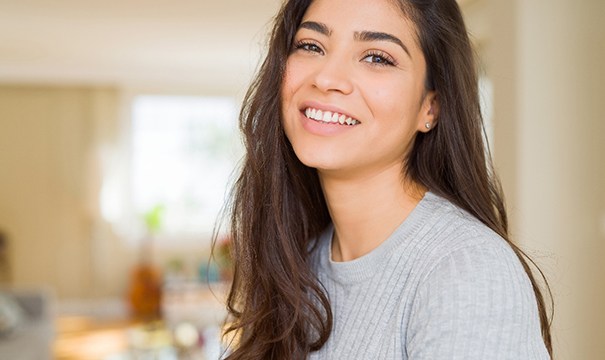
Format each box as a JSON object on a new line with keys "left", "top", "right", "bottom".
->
{"left": 0, "top": 0, "right": 602, "bottom": 359}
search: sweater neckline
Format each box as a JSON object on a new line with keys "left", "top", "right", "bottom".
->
{"left": 318, "top": 191, "right": 441, "bottom": 285}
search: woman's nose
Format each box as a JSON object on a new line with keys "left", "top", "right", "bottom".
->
{"left": 311, "top": 54, "right": 354, "bottom": 95}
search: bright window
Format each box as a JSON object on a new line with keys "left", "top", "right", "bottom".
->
{"left": 130, "top": 95, "right": 240, "bottom": 238}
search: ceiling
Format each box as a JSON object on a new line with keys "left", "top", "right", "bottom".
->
{"left": 0, "top": 0, "right": 282, "bottom": 92}
{"left": 0, "top": 0, "right": 473, "bottom": 92}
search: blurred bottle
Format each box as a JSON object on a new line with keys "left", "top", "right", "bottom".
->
{"left": 128, "top": 205, "right": 165, "bottom": 321}
{"left": 128, "top": 236, "right": 162, "bottom": 321}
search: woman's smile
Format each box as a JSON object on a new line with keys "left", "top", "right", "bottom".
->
{"left": 295, "top": 100, "right": 362, "bottom": 137}
{"left": 303, "top": 107, "right": 360, "bottom": 126}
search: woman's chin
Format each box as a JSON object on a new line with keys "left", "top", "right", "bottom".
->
{"left": 293, "top": 149, "right": 346, "bottom": 172}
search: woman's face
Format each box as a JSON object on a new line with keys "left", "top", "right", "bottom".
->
{"left": 281, "top": 0, "right": 437, "bottom": 179}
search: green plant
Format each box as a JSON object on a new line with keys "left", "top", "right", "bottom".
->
{"left": 143, "top": 204, "right": 165, "bottom": 235}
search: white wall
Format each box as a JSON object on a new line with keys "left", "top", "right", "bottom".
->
{"left": 0, "top": 86, "right": 119, "bottom": 298}
{"left": 485, "top": 0, "right": 605, "bottom": 358}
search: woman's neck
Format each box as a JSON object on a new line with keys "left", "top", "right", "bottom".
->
{"left": 319, "top": 165, "right": 426, "bottom": 262}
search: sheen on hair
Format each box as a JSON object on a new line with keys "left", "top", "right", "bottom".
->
{"left": 217, "top": 0, "right": 553, "bottom": 358}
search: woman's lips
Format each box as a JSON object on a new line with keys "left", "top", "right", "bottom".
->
{"left": 298, "top": 109, "right": 359, "bottom": 137}
{"left": 303, "top": 107, "right": 360, "bottom": 126}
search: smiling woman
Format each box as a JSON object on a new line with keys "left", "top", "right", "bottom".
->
{"left": 218, "top": 0, "right": 552, "bottom": 359}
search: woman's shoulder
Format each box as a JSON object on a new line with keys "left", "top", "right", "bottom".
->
{"left": 405, "top": 193, "right": 549, "bottom": 359}
{"left": 412, "top": 192, "right": 538, "bottom": 318}
{"left": 418, "top": 192, "right": 518, "bottom": 267}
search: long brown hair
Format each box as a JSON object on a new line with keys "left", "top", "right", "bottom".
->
{"left": 219, "top": 0, "right": 553, "bottom": 358}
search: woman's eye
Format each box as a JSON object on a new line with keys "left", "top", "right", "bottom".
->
{"left": 362, "top": 52, "right": 396, "bottom": 67}
{"left": 294, "top": 41, "right": 323, "bottom": 54}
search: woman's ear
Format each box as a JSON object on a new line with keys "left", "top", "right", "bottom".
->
{"left": 418, "top": 91, "right": 439, "bottom": 132}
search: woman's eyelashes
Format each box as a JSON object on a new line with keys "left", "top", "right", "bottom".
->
{"left": 361, "top": 51, "right": 397, "bottom": 67}
{"left": 294, "top": 40, "right": 324, "bottom": 54}
{"left": 292, "top": 40, "right": 397, "bottom": 67}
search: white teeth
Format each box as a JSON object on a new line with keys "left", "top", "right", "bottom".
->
{"left": 304, "top": 107, "right": 359, "bottom": 125}
{"left": 322, "top": 111, "right": 332, "bottom": 122}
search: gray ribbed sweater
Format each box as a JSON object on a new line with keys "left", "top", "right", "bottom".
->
{"left": 308, "top": 192, "right": 550, "bottom": 359}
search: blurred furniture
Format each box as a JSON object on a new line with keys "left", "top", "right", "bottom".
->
{"left": 0, "top": 288, "right": 54, "bottom": 360}
{"left": 52, "top": 282, "right": 227, "bottom": 359}
{"left": 54, "top": 316, "right": 135, "bottom": 359}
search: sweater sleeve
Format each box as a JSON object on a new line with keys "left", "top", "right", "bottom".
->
{"left": 405, "top": 237, "right": 550, "bottom": 360}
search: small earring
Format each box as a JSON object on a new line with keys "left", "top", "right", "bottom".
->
{"left": 425, "top": 122, "right": 431, "bottom": 130}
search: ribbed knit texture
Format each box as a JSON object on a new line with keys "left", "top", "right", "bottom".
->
{"left": 308, "top": 192, "right": 550, "bottom": 359}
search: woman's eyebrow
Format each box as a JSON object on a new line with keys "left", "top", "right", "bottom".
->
{"left": 299, "top": 21, "right": 332, "bottom": 36}
{"left": 297, "top": 21, "right": 411, "bottom": 59}
{"left": 354, "top": 31, "right": 411, "bottom": 59}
